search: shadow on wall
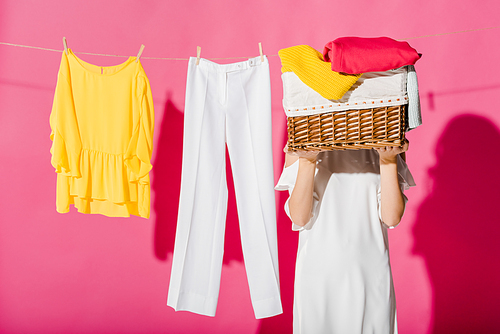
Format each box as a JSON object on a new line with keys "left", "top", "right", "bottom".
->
{"left": 413, "top": 114, "right": 500, "bottom": 334}
{"left": 422, "top": 84, "right": 500, "bottom": 111}
{"left": 152, "top": 95, "right": 243, "bottom": 263}
{"left": 152, "top": 96, "right": 183, "bottom": 261}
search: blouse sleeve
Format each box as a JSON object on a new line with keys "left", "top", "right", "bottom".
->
{"left": 378, "top": 155, "right": 416, "bottom": 229}
{"left": 49, "top": 53, "right": 82, "bottom": 178}
{"left": 275, "top": 159, "right": 320, "bottom": 231}
{"left": 124, "top": 75, "right": 155, "bottom": 184}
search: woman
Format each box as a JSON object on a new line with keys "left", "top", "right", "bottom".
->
{"left": 276, "top": 141, "right": 415, "bottom": 333}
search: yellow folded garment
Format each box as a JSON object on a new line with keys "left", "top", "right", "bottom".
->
{"left": 279, "top": 45, "right": 362, "bottom": 100}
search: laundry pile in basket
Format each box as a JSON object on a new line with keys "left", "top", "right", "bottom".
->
{"left": 279, "top": 37, "right": 422, "bottom": 151}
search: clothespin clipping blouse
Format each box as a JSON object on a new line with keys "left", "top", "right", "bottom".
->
{"left": 136, "top": 44, "right": 145, "bottom": 62}
{"left": 62, "top": 37, "right": 68, "bottom": 55}
{"left": 259, "top": 42, "right": 264, "bottom": 62}
{"left": 196, "top": 46, "right": 201, "bottom": 65}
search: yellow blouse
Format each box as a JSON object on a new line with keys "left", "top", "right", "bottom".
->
{"left": 50, "top": 49, "right": 154, "bottom": 218}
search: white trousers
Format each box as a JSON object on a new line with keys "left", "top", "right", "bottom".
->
{"left": 167, "top": 56, "right": 282, "bottom": 319}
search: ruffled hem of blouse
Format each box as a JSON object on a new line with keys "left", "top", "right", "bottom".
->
{"left": 57, "top": 196, "right": 148, "bottom": 218}
{"left": 55, "top": 148, "right": 150, "bottom": 218}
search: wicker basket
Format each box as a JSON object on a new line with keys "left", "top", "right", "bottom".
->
{"left": 287, "top": 105, "right": 406, "bottom": 151}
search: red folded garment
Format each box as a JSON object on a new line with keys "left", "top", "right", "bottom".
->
{"left": 323, "top": 36, "right": 421, "bottom": 74}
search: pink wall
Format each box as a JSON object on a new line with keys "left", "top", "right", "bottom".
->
{"left": 1, "top": 0, "right": 499, "bottom": 333}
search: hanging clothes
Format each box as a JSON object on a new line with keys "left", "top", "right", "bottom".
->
{"left": 49, "top": 49, "right": 154, "bottom": 218}
{"left": 167, "top": 56, "right": 282, "bottom": 319}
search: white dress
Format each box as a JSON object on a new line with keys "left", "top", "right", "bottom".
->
{"left": 275, "top": 149, "right": 415, "bottom": 334}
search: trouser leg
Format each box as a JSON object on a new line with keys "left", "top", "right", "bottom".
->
{"left": 225, "top": 58, "right": 282, "bottom": 319}
{"left": 167, "top": 58, "right": 228, "bottom": 316}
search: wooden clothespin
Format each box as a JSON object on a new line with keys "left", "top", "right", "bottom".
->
{"left": 258, "top": 42, "right": 264, "bottom": 62}
{"left": 196, "top": 46, "right": 201, "bottom": 65}
{"left": 62, "top": 37, "right": 68, "bottom": 55}
{"left": 136, "top": 44, "right": 145, "bottom": 62}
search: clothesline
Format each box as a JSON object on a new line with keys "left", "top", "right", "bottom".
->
{"left": 1, "top": 25, "right": 499, "bottom": 60}
{"left": 0, "top": 41, "right": 264, "bottom": 60}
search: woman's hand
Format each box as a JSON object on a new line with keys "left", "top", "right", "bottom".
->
{"left": 374, "top": 139, "right": 409, "bottom": 165}
{"left": 283, "top": 144, "right": 320, "bottom": 165}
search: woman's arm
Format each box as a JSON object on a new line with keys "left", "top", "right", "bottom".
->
{"left": 374, "top": 140, "right": 410, "bottom": 227}
{"left": 286, "top": 150, "right": 319, "bottom": 227}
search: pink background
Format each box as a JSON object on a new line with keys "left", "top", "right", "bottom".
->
{"left": 1, "top": 1, "right": 499, "bottom": 333}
